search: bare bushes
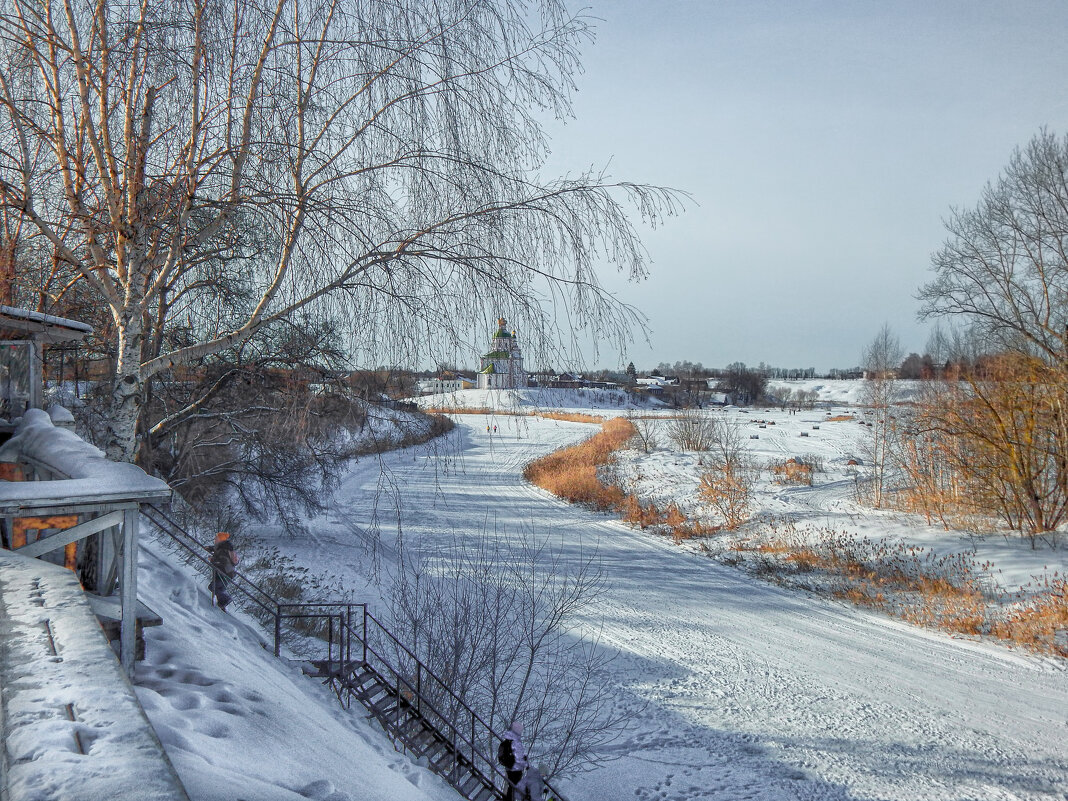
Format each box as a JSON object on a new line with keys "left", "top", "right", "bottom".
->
{"left": 625, "top": 412, "right": 660, "bottom": 454}
{"left": 863, "top": 358, "right": 1068, "bottom": 544}
{"left": 667, "top": 409, "right": 717, "bottom": 451}
{"left": 769, "top": 458, "right": 814, "bottom": 486}
{"left": 694, "top": 415, "right": 755, "bottom": 529}
{"left": 698, "top": 464, "right": 755, "bottom": 530}
{"left": 385, "top": 530, "right": 623, "bottom": 777}
{"left": 523, "top": 418, "right": 634, "bottom": 511}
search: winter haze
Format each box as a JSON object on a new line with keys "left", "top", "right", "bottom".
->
{"left": 543, "top": 0, "right": 1068, "bottom": 370}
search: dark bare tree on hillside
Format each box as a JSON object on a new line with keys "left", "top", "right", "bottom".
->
{"left": 0, "top": 0, "right": 681, "bottom": 463}
{"left": 386, "top": 528, "right": 623, "bottom": 778}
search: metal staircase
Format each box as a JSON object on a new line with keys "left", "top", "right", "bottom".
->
{"left": 308, "top": 658, "right": 498, "bottom": 801}
{"left": 143, "top": 506, "right": 565, "bottom": 801}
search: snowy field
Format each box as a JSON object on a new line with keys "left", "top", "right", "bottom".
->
{"left": 210, "top": 386, "right": 1068, "bottom": 801}
{"left": 413, "top": 386, "right": 662, "bottom": 412}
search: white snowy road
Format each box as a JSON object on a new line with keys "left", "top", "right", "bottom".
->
{"left": 289, "top": 413, "right": 1068, "bottom": 801}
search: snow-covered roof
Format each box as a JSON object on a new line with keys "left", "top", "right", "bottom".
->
{"left": 0, "top": 305, "right": 93, "bottom": 343}
{"left": 0, "top": 409, "right": 171, "bottom": 508}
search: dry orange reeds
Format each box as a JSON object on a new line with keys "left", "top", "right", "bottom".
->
{"left": 538, "top": 411, "right": 605, "bottom": 424}
{"left": 733, "top": 522, "right": 1067, "bottom": 656}
{"left": 523, "top": 417, "right": 634, "bottom": 511}
{"left": 769, "top": 458, "right": 814, "bottom": 486}
{"left": 992, "top": 577, "right": 1068, "bottom": 656}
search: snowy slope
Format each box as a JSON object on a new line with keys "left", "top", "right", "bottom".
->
{"left": 413, "top": 386, "right": 662, "bottom": 412}
{"left": 132, "top": 538, "right": 459, "bottom": 801}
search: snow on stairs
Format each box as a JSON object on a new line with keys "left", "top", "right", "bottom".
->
{"left": 305, "top": 659, "right": 501, "bottom": 801}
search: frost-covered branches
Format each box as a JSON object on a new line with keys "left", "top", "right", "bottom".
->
{"left": 385, "top": 528, "right": 624, "bottom": 778}
{"left": 0, "top": 0, "right": 683, "bottom": 462}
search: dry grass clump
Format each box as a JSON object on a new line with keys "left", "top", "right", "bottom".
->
{"left": 539, "top": 411, "right": 605, "bottom": 424}
{"left": 698, "top": 466, "right": 754, "bottom": 530}
{"left": 523, "top": 417, "right": 634, "bottom": 511}
{"left": 992, "top": 576, "right": 1068, "bottom": 656}
{"left": 825, "top": 414, "right": 855, "bottom": 422}
{"left": 769, "top": 458, "right": 814, "bottom": 486}
{"left": 617, "top": 495, "right": 660, "bottom": 528}
{"left": 731, "top": 521, "right": 1067, "bottom": 656}
{"left": 526, "top": 419, "right": 720, "bottom": 542}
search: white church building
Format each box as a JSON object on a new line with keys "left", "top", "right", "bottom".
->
{"left": 477, "top": 318, "right": 528, "bottom": 390}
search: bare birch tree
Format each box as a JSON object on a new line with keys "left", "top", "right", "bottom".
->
{"left": 860, "top": 323, "right": 903, "bottom": 508}
{"left": 919, "top": 129, "right": 1068, "bottom": 364}
{"left": 0, "top": 0, "right": 680, "bottom": 462}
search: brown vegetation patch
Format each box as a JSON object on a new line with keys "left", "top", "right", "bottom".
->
{"left": 824, "top": 415, "right": 855, "bottom": 422}
{"left": 539, "top": 411, "right": 606, "bottom": 424}
{"left": 731, "top": 521, "right": 1067, "bottom": 656}
{"left": 526, "top": 419, "right": 720, "bottom": 542}
{"left": 769, "top": 458, "right": 814, "bottom": 486}
{"left": 523, "top": 417, "right": 634, "bottom": 511}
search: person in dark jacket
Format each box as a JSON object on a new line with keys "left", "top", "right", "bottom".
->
{"left": 208, "top": 532, "right": 239, "bottom": 612}
{"left": 498, "top": 721, "right": 528, "bottom": 801}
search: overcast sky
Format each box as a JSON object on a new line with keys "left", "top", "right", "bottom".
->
{"left": 541, "top": 0, "right": 1068, "bottom": 372}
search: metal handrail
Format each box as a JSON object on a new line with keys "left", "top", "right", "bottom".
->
{"left": 145, "top": 504, "right": 569, "bottom": 801}
{"left": 142, "top": 506, "right": 278, "bottom": 615}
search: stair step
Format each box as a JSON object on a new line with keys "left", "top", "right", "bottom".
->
{"left": 460, "top": 773, "right": 490, "bottom": 795}
{"left": 365, "top": 686, "right": 394, "bottom": 705}
{"left": 406, "top": 724, "right": 439, "bottom": 744}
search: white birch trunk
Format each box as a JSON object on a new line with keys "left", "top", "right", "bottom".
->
{"left": 105, "top": 313, "right": 143, "bottom": 462}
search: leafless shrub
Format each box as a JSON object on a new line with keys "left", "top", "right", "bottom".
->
{"left": 385, "top": 528, "right": 625, "bottom": 778}
{"left": 667, "top": 409, "right": 718, "bottom": 451}
{"left": 699, "top": 461, "right": 756, "bottom": 530}
{"left": 626, "top": 412, "right": 661, "bottom": 453}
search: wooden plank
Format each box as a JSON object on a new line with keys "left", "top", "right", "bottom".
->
{"left": 0, "top": 483, "right": 171, "bottom": 514}
{"left": 15, "top": 511, "right": 124, "bottom": 558}
{"left": 121, "top": 507, "right": 137, "bottom": 675}
{"left": 85, "top": 594, "right": 163, "bottom": 627}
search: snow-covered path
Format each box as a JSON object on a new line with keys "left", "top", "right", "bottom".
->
{"left": 282, "top": 413, "right": 1068, "bottom": 801}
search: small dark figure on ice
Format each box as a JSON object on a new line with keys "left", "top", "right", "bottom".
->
{"left": 208, "top": 531, "right": 239, "bottom": 612}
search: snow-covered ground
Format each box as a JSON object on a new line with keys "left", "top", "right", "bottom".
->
{"left": 132, "top": 537, "right": 460, "bottom": 801}
{"left": 413, "top": 386, "right": 662, "bottom": 412}
{"left": 612, "top": 407, "right": 1068, "bottom": 595}
{"left": 235, "top": 395, "right": 1068, "bottom": 801}
{"left": 25, "top": 383, "right": 1049, "bottom": 800}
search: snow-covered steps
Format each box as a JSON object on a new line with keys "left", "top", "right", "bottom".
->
{"left": 0, "top": 551, "right": 189, "bottom": 801}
